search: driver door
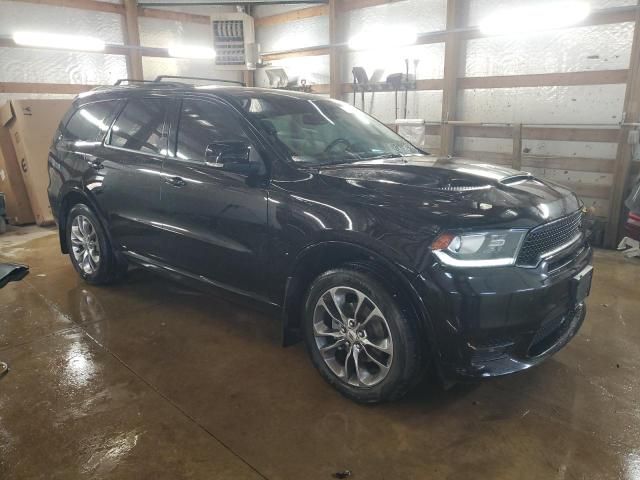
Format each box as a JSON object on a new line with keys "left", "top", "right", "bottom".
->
{"left": 158, "top": 95, "right": 270, "bottom": 299}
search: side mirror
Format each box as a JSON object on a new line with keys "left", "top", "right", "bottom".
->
{"left": 205, "top": 141, "right": 250, "bottom": 166}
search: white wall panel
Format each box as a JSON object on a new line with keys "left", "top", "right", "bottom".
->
{"left": 255, "top": 55, "right": 330, "bottom": 87}
{"left": 258, "top": 15, "right": 329, "bottom": 53}
{"left": 339, "top": 0, "right": 447, "bottom": 42}
{"left": 342, "top": 90, "right": 443, "bottom": 125}
{"left": 141, "top": 57, "right": 242, "bottom": 82}
{"left": 0, "top": 48, "right": 127, "bottom": 84}
{"left": 459, "top": 84, "right": 626, "bottom": 124}
{"left": 465, "top": 23, "right": 634, "bottom": 76}
{"left": 342, "top": 43, "right": 445, "bottom": 83}
{"left": 139, "top": 17, "right": 213, "bottom": 49}
{"left": 467, "top": 0, "right": 638, "bottom": 27}
{"left": 0, "top": 0, "right": 124, "bottom": 44}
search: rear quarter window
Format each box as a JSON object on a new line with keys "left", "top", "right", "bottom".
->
{"left": 63, "top": 100, "right": 121, "bottom": 143}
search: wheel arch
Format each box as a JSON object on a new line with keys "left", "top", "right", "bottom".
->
{"left": 281, "top": 241, "right": 436, "bottom": 356}
{"left": 56, "top": 187, "right": 106, "bottom": 254}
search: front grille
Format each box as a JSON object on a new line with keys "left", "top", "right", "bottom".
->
{"left": 517, "top": 210, "right": 583, "bottom": 267}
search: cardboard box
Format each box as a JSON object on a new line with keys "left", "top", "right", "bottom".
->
{"left": 0, "top": 99, "right": 72, "bottom": 225}
{"left": 0, "top": 126, "right": 35, "bottom": 225}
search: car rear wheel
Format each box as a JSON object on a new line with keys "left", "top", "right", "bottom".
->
{"left": 66, "top": 204, "right": 125, "bottom": 285}
{"left": 303, "top": 266, "right": 424, "bottom": 403}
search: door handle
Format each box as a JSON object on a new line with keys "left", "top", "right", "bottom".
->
{"left": 82, "top": 154, "right": 103, "bottom": 170}
{"left": 164, "top": 176, "right": 187, "bottom": 188}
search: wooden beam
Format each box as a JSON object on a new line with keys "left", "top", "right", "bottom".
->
{"left": 459, "top": 70, "right": 629, "bottom": 89}
{"left": 261, "top": 47, "right": 330, "bottom": 62}
{"left": 5, "top": 0, "right": 123, "bottom": 14}
{"left": 340, "top": 78, "right": 444, "bottom": 94}
{"left": 329, "top": 0, "right": 341, "bottom": 99}
{"left": 522, "top": 156, "right": 617, "bottom": 174}
{"left": 254, "top": 4, "right": 328, "bottom": 27}
{"left": 606, "top": 2, "right": 640, "bottom": 246}
{"left": 339, "top": 0, "right": 406, "bottom": 12}
{"left": 0, "top": 82, "right": 96, "bottom": 94}
{"left": 456, "top": 125, "right": 620, "bottom": 143}
{"left": 512, "top": 124, "right": 523, "bottom": 170}
{"left": 123, "top": 0, "right": 144, "bottom": 81}
{"left": 523, "top": 126, "right": 620, "bottom": 143}
{"left": 138, "top": 7, "right": 210, "bottom": 24}
{"left": 440, "top": 0, "right": 466, "bottom": 156}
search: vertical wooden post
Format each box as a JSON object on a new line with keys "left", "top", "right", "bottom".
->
{"left": 329, "top": 0, "right": 341, "bottom": 99}
{"left": 243, "top": 70, "right": 255, "bottom": 87}
{"left": 123, "top": 0, "right": 143, "bottom": 80}
{"left": 606, "top": 2, "right": 640, "bottom": 247}
{"left": 440, "top": 0, "right": 463, "bottom": 157}
{"left": 512, "top": 124, "right": 523, "bottom": 171}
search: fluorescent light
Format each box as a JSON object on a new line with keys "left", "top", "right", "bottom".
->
{"left": 13, "top": 31, "right": 105, "bottom": 51}
{"left": 348, "top": 26, "right": 417, "bottom": 51}
{"left": 479, "top": 1, "right": 591, "bottom": 36}
{"left": 167, "top": 44, "right": 216, "bottom": 59}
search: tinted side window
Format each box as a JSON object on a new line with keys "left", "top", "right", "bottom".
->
{"left": 109, "top": 98, "right": 168, "bottom": 154}
{"left": 176, "top": 99, "right": 248, "bottom": 163}
{"left": 63, "top": 101, "right": 119, "bottom": 143}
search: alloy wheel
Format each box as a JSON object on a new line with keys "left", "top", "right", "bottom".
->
{"left": 312, "top": 286, "right": 393, "bottom": 387}
{"left": 71, "top": 215, "right": 101, "bottom": 275}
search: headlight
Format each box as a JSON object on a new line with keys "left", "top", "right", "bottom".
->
{"left": 431, "top": 230, "right": 527, "bottom": 267}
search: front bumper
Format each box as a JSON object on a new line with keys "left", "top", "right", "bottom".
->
{"left": 415, "top": 241, "right": 593, "bottom": 380}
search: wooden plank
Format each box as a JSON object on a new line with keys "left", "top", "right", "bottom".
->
{"left": 339, "top": 0, "right": 406, "bottom": 12}
{"left": 312, "top": 83, "right": 330, "bottom": 95}
{"left": 329, "top": 0, "right": 340, "bottom": 99}
{"left": 261, "top": 47, "right": 330, "bottom": 62}
{"left": 457, "top": 125, "right": 513, "bottom": 139}
{"left": 523, "top": 127, "right": 620, "bottom": 143}
{"left": 123, "top": 0, "right": 143, "bottom": 80}
{"left": 565, "top": 182, "right": 612, "bottom": 200}
{"left": 440, "top": 0, "right": 465, "bottom": 156}
{"left": 340, "top": 78, "right": 443, "bottom": 94}
{"left": 457, "top": 150, "right": 617, "bottom": 174}
{"left": 254, "top": 4, "right": 328, "bottom": 27}
{"left": 522, "top": 156, "right": 617, "bottom": 174}
{"left": 607, "top": 2, "right": 640, "bottom": 246}
{"left": 5, "top": 0, "right": 123, "bottom": 14}
{"left": 459, "top": 70, "right": 629, "bottom": 89}
{"left": 0, "top": 82, "right": 96, "bottom": 94}
{"left": 512, "top": 124, "right": 522, "bottom": 170}
{"left": 138, "top": 7, "right": 210, "bottom": 24}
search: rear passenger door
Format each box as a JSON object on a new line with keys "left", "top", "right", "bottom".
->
{"left": 159, "top": 95, "right": 270, "bottom": 299}
{"left": 97, "top": 95, "right": 173, "bottom": 261}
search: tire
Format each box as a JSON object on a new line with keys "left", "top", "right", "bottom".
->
{"left": 302, "top": 265, "right": 424, "bottom": 404}
{"left": 66, "top": 203, "right": 125, "bottom": 285}
{"left": 0, "top": 217, "right": 6, "bottom": 234}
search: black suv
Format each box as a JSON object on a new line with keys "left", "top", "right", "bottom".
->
{"left": 48, "top": 79, "right": 593, "bottom": 403}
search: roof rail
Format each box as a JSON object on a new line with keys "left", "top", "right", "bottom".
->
{"left": 154, "top": 75, "right": 246, "bottom": 87}
{"left": 113, "top": 79, "right": 185, "bottom": 87}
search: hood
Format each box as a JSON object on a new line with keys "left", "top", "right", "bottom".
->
{"left": 316, "top": 156, "right": 582, "bottom": 228}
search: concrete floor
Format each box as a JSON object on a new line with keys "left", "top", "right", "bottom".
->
{"left": 0, "top": 226, "right": 639, "bottom": 480}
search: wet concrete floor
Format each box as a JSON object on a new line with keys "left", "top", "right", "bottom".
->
{"left": 0, "top": 226, "right": 639, "bottom": 479}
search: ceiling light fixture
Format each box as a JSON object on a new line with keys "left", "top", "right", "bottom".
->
{"left": 348, "top": 26, "right": 417, "bottom": 51}
{"left": 167, "top": 44, "right": 216, "bottom": 60}
{"left": 13, "top": 31, "right": 105, "bottom": 51}
{"left": 479, "top": 1, "right": 592, "bottom": 36}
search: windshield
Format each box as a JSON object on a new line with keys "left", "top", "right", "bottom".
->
{"left": 232, "top": 91, "right": 423, "bottom": 166}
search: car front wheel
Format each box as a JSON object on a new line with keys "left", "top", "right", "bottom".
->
{"left": 303, "top": 266, "right": 424, "bottom": 403}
